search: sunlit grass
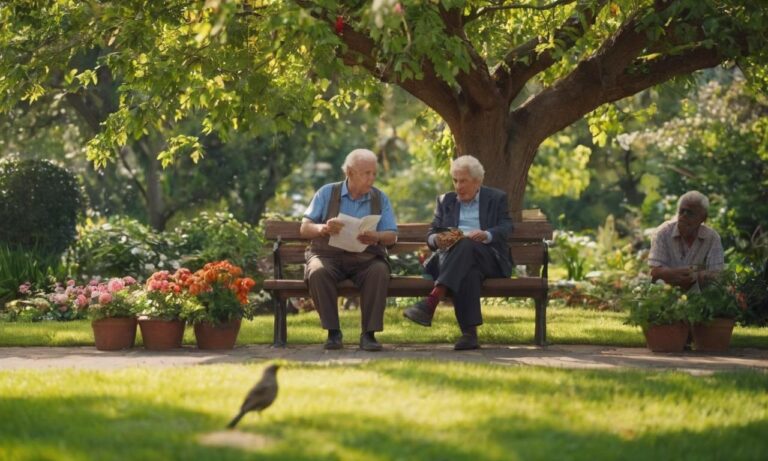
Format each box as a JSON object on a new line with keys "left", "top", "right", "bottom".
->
{"left": 1, "top": 361, "right": 767, "bottom": 461}
{"left": 1, "top": 301, "right": 767, "bottom": 348}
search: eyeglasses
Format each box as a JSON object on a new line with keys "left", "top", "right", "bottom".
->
{"left": 678, "top": 208, "right": 699, "bottom": 217}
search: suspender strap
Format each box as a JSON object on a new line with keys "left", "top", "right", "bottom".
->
{"left": 326, "top": 181, "right": 382, "bottom": 220}
{"left": 326, "top": 182, "right": 343, "bottom": 220}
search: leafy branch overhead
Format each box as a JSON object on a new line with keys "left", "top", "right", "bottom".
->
{"left": 1, "top": 0, "right": 766, "bottom": 209}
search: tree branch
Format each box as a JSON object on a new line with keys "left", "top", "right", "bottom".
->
{"left": 515, "top": 44, "right": 723, "bottom": 147}
{"left": 497, "top": 0, "right": 608, "bottom": 104}
{"left": 293, "top": 0, "right": 463, "bottom": 128}
{"left": 466, "top": 0, "right": 577, "bottom": 22}
{"left": 439, "top": 4, "right": 501, "bottom": 110}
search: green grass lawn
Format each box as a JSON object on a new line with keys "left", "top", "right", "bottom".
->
{"left": 2, "top": 301, "right": 768, "bottom": 348}
{"left": 1, "top": 361, "right": 767, "bottom": 461}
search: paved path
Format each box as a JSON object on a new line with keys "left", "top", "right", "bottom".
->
{"left": 2, "top": 344, "right": 768, "bottom": 375}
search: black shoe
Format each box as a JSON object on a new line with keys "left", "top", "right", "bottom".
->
{"left": 454, "top": 333, "right": 479, "bottom": 351}
{"left": 403, "top": 300, "right": 434, "bottom": 327}
{"left": 324, "top": 329, "right": 343, "bottom": 350}
{"left": 360, "top": 332, "right": 383, "bottom": 352}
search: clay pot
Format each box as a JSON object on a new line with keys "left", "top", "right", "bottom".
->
{"left": 692, "top": 317, "right": 736, "bottom": 352}
{"left": 138, "top": 318, "right": 186, "bottom": 350}
{"left": 92, "top": 317, "right": 137, "bottom": 351}
{"left": 642, "top": 322, "right": 689, "bottom": 352}
{"left": 193, "top": 319, "right": 241, "bottom": 350}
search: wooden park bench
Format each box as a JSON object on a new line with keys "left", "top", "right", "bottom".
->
{"left": 263, "top": 210, "right": 553, "bottom": 347}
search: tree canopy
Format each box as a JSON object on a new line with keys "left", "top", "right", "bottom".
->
{"left": 2, "top": 0, "right": 767, "bottom": 216}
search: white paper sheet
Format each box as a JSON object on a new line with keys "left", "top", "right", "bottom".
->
{"left": 328, "top": 213, "right": 381, "bottom": 252}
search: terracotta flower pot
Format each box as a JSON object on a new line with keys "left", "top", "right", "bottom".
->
{"left": 692, "top": 317, "right": 736, "bottom": 352}
{"left": 643, "top": 321, "right": 689, "bottom": 352}
{"left": 92, "top": 317, "right": 137, "bottom": 351}
{"left": 138, "top": 318, "right": 186, "bottom": 350}
{"left": 193, "top": 319, "right": 241, "bottom": 350}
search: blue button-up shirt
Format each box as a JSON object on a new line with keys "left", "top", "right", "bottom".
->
{"left": 304, "top": 181, "right": 398, "bottom": 232}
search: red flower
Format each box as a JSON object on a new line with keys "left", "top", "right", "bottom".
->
{"left": 335, "top": 16, "right": 344, "bottom": 35}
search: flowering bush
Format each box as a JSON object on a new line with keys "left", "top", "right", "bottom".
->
{"left": 86, "top": 276, "right": 140, "bottom": 320}
{"left": 3, "top": 276, "right": 139, "bottom": 322}
{"left": 624, "top": 278, "right": 688, "bottom": 329}
{"left": 133, "top": 269, "right": 201, "bottom": 320}
{"left": 180, "top": 261, "right": 256, "bottom": 325}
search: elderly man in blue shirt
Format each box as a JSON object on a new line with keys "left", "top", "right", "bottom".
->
{"left": 403, "top": 155, "right": 513, "bottom": 350}
{"left": 300, "top": 149, "right": 398, "bottom": 351}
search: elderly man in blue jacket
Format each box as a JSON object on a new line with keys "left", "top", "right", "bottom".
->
{"left": 403, "top": 155, "right": 513, "bottom": 350}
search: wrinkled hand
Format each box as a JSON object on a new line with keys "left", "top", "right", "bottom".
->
{"left": 671, "top": 267, "right": 696, "bottom": 290}
{"left": 465, "top": 230, "right": 487, "bottom": 242}
{"left": 436, "top": 229, "right": 463, "bottom": 250}
{"left": 323, "top": 218, "right": 344, "bottom": 236}
{"left": 357, "top": 230, "right": 379, "bottom": 246}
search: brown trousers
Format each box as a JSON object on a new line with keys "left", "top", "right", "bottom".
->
{"left": 305, "top": 252, "right": 389, "bottom": 333}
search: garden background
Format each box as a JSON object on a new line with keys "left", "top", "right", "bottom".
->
{"left": 1, "top": 2, "right": 768, "bottom": 460}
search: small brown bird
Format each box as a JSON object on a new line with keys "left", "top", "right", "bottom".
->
{"left": 226, "top": 364, "right": 280, "bottom": 429}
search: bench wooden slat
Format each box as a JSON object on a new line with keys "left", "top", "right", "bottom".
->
{"left": 272, "top": 242, "right": 548, "bottom": 266}
{"left": 264, "top": 276, "right": 547, "bottom": 299}
{"left": 264, "top": 220, "right": 553, "bottom": 241}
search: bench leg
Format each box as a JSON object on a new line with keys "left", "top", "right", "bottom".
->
{"left": 534, "top": 296, "right": 548, "bottom": 346}
{"left": 272, "top": 295, "right": 287, "bottom": 348}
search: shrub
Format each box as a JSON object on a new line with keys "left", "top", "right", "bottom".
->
{"left": 0, "top": 159, "right": 82, "bottom": 257}
{"left": 0, "top": 245, "right": 68, "bottom": 305}
{"left": 167, "top": 212, "right": 264, "bottom": 276}
{"left": 67, "top": 216, "right": 177, "bottom": 280}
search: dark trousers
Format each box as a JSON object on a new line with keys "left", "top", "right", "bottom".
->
{"left": 305, "top": 252, "right": 389, "bottom": 332}
{"left": 425, "top": 239, "right": 504, "bottom": 328}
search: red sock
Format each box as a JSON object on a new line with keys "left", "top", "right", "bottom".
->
{"left": 425, "top": 285, "right": 446, "bottom": 312}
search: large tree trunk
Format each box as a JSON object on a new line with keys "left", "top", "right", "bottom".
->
{"left": 451, "top": 106, "right": 540, "bottom": 221}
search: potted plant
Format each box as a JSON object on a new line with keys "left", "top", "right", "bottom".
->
{"left": 182, "top": 261, "right": 256, "bottom": 350}
{"left": 685, "top": 270, "right": 743, "bottom": 352}
{"left": 624, "top": 278, "right": 689, "bottom": 352}
{"left": 89, "top": 277, "right": 140, "bottom": 351}
{"left": 134, "top": 270, "right": 200, "bottom": 350}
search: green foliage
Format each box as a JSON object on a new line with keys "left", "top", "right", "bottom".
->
{"left": 0, "top": 159, "right": 82, "bottom": 257}
{"left": 168, "top": 212, "right": 263, "bottom": 276}
{"left": 737, "top": 259, "right": 768, "bottom": 327}
{"left": 67, "top": 216, "right": 174, "bottom": 280}
{"left": 624, "top": 279, "right": 688, "bottom": 329}
{"left": 528, "top": 135, "right": 592, "bottom": 199}
{"left": 685, "top": 271, "right": 744, "bottom": 324}
{"left": 132, "top": 289, "right": 199, "bottom": 322}
{"left": 551, "top": 231, "right": 592, "bottom": 281}
{"left": 0, "top": 245, "right": 62, "bottom": 305}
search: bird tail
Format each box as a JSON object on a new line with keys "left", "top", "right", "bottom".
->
{"left": 226, "top": 412, "right": 244, "bottom": 429}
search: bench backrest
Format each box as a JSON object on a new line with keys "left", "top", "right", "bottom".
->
{"left": 264, "top": 210, "right": 552, "bottom": 271}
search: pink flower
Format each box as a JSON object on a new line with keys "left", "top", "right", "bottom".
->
{"left": 66, "top": 279, "right": 76, "bottom": 287}
{"left": 107, "top": 278, "right": 125, "bottom": 293}
{"left": 18, "top": 282, "right": 31, "bottom": 295}
{"left": 75, "top": 294, "right": 89, "bottom": 308}
{"left": 98, "top": 292, "right": 113, "bottom": 304}
{"left": 52, "top": 293, "right": 69, "bottom": 305}
{"left": 123, "top": 276, "right": 137, "bottom": 286}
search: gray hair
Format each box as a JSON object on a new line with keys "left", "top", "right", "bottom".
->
{"left": 451, "top": 155, "right": 485, "bottom": 181}
{"left": 341, "top": 149, "right": 377, "bottom": 176}
{"left": 678, "top": 190, "right": 710, "bottom": 212}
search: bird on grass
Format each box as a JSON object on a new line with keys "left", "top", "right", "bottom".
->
{"left": 226, "top": 364, "right": 280, "bottom": 429}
